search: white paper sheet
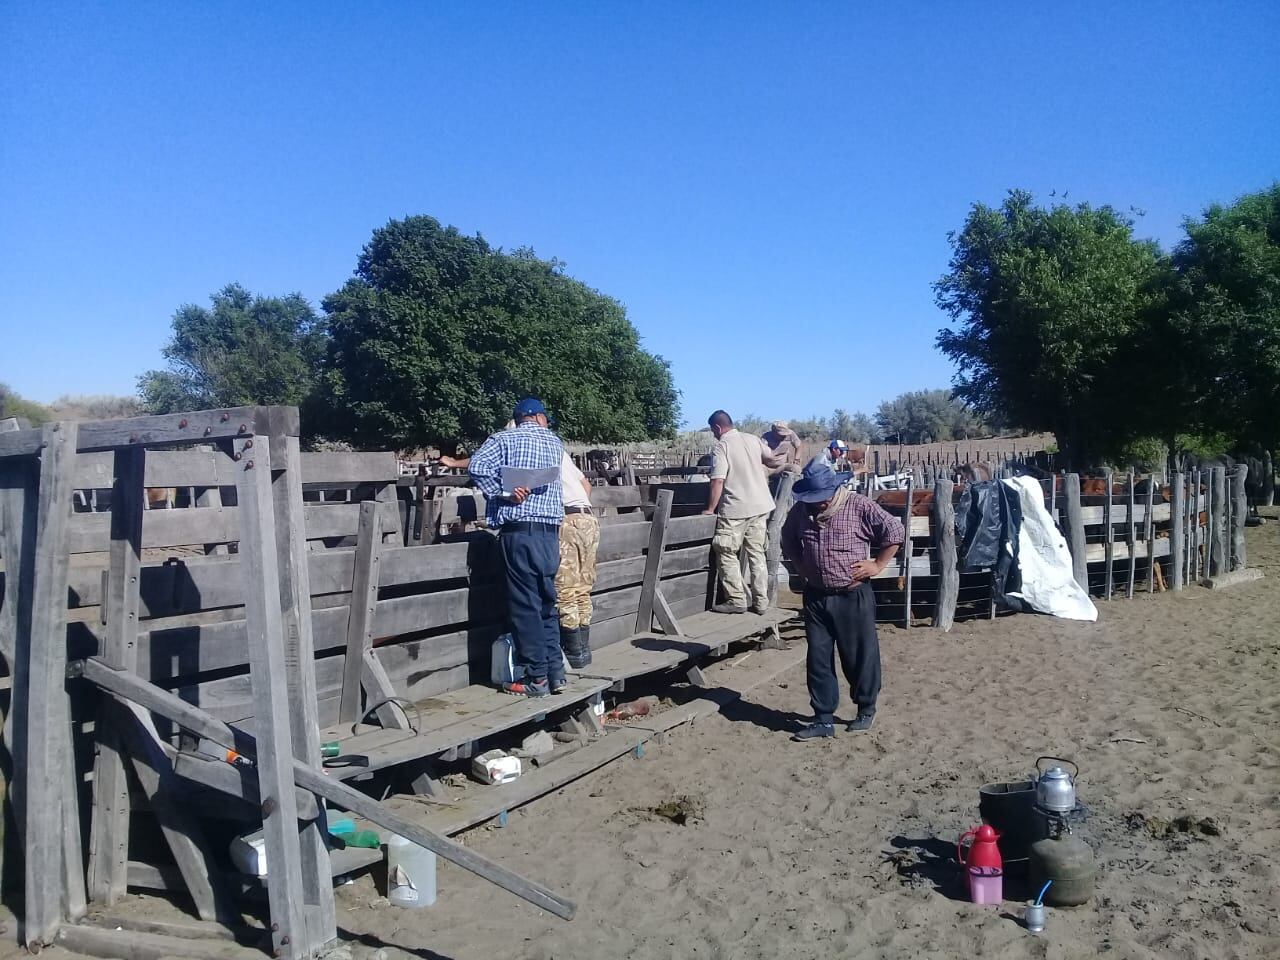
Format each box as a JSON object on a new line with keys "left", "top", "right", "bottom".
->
{"left": 500, "top": 465, "right": 560, "bottom": 497}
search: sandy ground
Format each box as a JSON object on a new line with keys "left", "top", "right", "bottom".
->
{"left": 329, "top": 523, "right": 1279, "bottom": 960}
{"left": 17, "top": 524, "right": 1278, "bottom": 960}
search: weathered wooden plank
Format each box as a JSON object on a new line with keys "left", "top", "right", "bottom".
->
{"left": 299, "top": 451, "right": 399, "bottom": 488}
{"left": 1102, "top": 474, "right": 1114, "bottom": 600}
{"left": 1170, "top": 472, "right": 1185, "bottom": 591}
{"left": 666, "top": 513, "right": 717, "bottom": 546}
{"left": 1212, "top": 467, "right": 1228, "bottom": 576}
{"left": 590, "top": 486, "right": 644, "bottom": 512}
{"left": 636, "top": 490, "right": 674, "bottom": 633}
{"left": 1232, "top": 465, "right": 1248, "bottom": 570}
{"left": 75, "top": 448, "right": 239, "bottom": 490}
{"left": 765, "top": 471, "right": 796, "bottom": 606}
{"left": 1145, "top": 477, "right": 1156, "bottom": 593}
{"left": 74, "top": 407, "right": 298, "bottom": 453}
{"left": 1084, "top": 539, "right": 1170, "bottom": 562}
{"left": 931, "top": 478, "right": 957, "bottom": 631}
{"left": 19, "top": 422, "right": 86, "bottom": 945}
{"left": 341, "top": 502, "right": 382, "bottom": 725}
{"left": 1063, "top": 474, "right": 1087, "bottom": 591}
{"left": 0, "top": 426, "right": 43, "bottom": 459}
{"left": 303, "top": 499, "right": 400, "bottom": 541}
{"left": 87, "top": 447, "right": 144, "bottom": 907}
{"left": 232, "top": 440, "right": 309, "bottom": 959}
{"left": 268, "top": 434, "right": 336, "bottom": 952}
{"left": 68, "top": 505, "right": 239, "bottom": 554}
{"left": 902, "top": 475, "right": 915, "bottom": 627}
{"left": 1125, "top": 473, "right": 1137, "bottom": 599}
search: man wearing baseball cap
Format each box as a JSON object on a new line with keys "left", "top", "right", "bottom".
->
{"left": 821, "top": 439, "right": 848, "bottom": 470}
{"left": 468, "top": 398, "right": 565, "bottom": 697}
{"left": 781, "top": 459, "right": 904, "bottom": 740}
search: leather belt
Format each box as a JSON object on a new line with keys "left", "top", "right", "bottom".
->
{"left": 565, "top": 506, "right": 593, "bottom": 515}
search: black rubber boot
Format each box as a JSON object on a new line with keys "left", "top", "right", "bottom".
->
{"left": 561, "top": 625, "right": 592, "bottom": 669}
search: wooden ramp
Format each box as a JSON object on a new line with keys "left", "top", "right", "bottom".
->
{"left": 317, "top": 675, "right": 614, "bottom": 780}
{"left": 576, "top": 607, "right": 796, "bottom": 687}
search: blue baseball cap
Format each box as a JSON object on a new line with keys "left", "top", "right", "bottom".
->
{"left": 513, "top": 398, "right": 547, "bottom": 419}
{"left": 828, "top": 439, "right": 848, "bottom": 451}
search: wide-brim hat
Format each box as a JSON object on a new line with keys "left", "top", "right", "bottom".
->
{"left": 793, "top": 460, "right": 843, "bottom": 503}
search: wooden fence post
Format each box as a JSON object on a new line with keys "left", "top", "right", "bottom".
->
{"left": 1125, "top": 472, "right": 1136, "bottom": 599}
{"left": 901, "top": 474, "right": 914, "bottom": 628}
{"left": 1063, "top": 473, "right": 1087, "bottom": 591}
{"left": 0, "top": 450, "right": 39, "bottom": 918}
{"left": 1212, "top": 467, "right": 1228, "bottom": 576}
{"left": 1102, "top": 474, "right": 1114, "bottom": 600}
{"left": 341, "top": 501, "right": 383, "bottom": 724}
{"left": 87, "top": 447, "right": 144, "bottom": 907}
{"left": 234, "top": 437, "right": 311, "bottom": 960}
{"left": 267, "top": 430, "right": 337, "bottom": 954}
{"left": 765, "top": 472, "right": 796, "bottom": 607}
{"left": 1232, "top": 465, "right": 1248, "bottom": 569}
{"left": 931, "top": 478, "right": 957, "bottom": 631}
{"left": 1264, "top": 452, "right": 1274, "bottom": 507}
{"left": 1145, "top": 476, "right": 1156, "bottom": 593}
{"left": 16, "top": 422, "right": 85, "bottom": 947}
{"left": 1170, "top": 472, "right": 1185, "bottom": 591}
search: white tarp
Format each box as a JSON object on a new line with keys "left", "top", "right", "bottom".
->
{"left": 1002, "top": 476, "right": 1098, "bottom": 622}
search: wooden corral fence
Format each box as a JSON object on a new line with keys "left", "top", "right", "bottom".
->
{"left": 0, "top": 407, "right": 795, "bottom": 959}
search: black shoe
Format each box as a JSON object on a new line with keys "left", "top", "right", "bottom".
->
{"left": 549, "top": 675, "right": 568, "bottom": 695}
{"left": 791, "top": 722, "right": 835, "bottom": 742}
{"left": 712, "top": 603, "right": 748, "bottom": 615}
{"left": 561, "top": 625, "right": 592, "bottom": 669}
{"left": 846, "top": 711, "right": 876, "bottom": 732}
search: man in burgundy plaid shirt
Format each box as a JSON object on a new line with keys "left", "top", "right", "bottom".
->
{"left": 781, "top": 459, "right": 904, "bottom": 740}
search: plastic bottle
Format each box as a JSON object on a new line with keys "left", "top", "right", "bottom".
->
{"left": 387, "top": 834, "right": 436, "bottom": 908}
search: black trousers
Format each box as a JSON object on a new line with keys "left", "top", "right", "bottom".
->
{"left": 499, "top": 522, "right": 563, "bottom": 681}
{"left": 803, "top": 582, "right": 881, "bottom": 724}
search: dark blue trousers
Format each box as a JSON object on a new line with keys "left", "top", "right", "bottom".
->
{"left": 499, "top": 522, "right": 563, "bottom": 681}
{"left": 803, "top": 582, "right": 881, "bottom": 724}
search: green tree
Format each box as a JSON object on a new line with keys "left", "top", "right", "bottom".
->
{"left": 874, "top": 389, "right": 984, "bottom": 444}
{"left": 1160, "top": 183, "right": 1280, "bottom": 454}
{"left": 935, "top": 190, "right": 1166, "bottom": 466}
{"left": 321, "top": 217, "right": 680, "bottom": 448}
{"left": 0, "top": 382, "right": 50, "bottom": 425}
{"left": 138, "top": 284, "right": 326, "bottom": 414}
{"left": 827, "top": 408, "right": 882, "bottom": 444}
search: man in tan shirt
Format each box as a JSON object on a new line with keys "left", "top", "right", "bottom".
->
{"left": 703, "top": 410, "right": 783, "bottom": 614}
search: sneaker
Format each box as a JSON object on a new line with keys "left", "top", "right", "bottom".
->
{"left": 712, "top": 603, "right": 748, "bottom": 615}
{"left": 846, "top": 712, "right": 876, "bottom": 732}
{"left": 549, "top": 676, "right": 568, "bottom": 695}
{"left": 749, "top": 604, "right": 769, "bottom": 616}
{"left": 791, "top": 722, "right": 835, "bottom": 742}
{"left": 501, "top": 677, "right": 549, "bottom": 698}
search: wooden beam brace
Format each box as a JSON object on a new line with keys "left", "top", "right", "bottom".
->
{"left": 635, "top": 490, "right": 674, "bottom": 633}
{"left": 340, "top": 502, "right": 383, "bottom": 725}
{"left": 75, "top": 657, "right": 578, "bottom": 921}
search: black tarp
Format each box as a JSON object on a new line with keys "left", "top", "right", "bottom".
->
{"left": 955, "top": 480, "right": 1026, "bottom": 611}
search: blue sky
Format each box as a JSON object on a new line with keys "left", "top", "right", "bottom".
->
{"left": 3, "top": 3, "right": 1277, "bottom": 428}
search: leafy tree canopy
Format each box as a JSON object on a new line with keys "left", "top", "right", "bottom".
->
{"left": 138, "top": 283, "right": 326, "bottom": 414}
{"left": 874, "top": 389, "right": 985, "bottom": 444}
{"left": 935, "top": 190, "right": 1166, "bottom": 465}
{"left": 1163, "top": 183, "right": 1280, "bottom": 452}
{"left": 321, "top": 216, "right": 679, "bottom": 448}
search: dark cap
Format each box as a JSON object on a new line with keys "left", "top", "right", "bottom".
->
{"left": 513, "top": 398, "right": 547, "bottom": 419}
{"left": 793, "top": 459, "right": 843, "bottom": 503}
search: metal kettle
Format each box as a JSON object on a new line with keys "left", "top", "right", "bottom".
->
{"left": 1034, "top": 756, "right": 1078, "bottom": 813}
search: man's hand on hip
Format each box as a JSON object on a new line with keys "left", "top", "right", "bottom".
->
{"left": 851, "top": 559, "right": 882, "bottom": 581}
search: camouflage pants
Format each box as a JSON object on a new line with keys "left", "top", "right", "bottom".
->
{"left": 555, "top": 512, "right": 600, "bottom": 628}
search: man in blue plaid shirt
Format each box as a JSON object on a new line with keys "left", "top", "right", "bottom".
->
{"left": 469, "top": 398, "right": 565, "bottom": 697}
